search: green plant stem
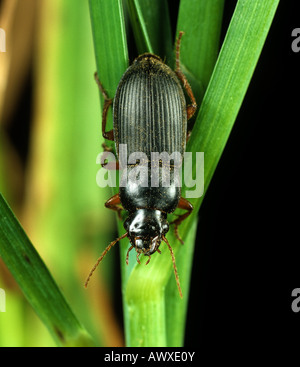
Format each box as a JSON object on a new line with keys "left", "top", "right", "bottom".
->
{"left": 89, "top": 0, "right": 128, "bottom": 102}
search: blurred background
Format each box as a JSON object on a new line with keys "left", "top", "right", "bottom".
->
{"left": 0, "top": 0, "right": 298, "bottom": 349}
{"left": 0, "top": 0, "right": 122, "bottom": 347}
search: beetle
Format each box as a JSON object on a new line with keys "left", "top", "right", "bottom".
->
{"left": 85, "top": 32, "right": 197, "bottom": 297}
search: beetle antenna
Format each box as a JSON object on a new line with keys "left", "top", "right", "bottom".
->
{"left": 84, "top": 232, "right": 128, "bottom": 288}
{"left": 162, "top": 235, "right": 183, "bottom": 298}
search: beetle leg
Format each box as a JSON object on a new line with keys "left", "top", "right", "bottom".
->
{"left": 186, "top": 129, "right": 192, "bottom": 143}
{"left": 101, "top": 142, "right": 113, "bottom": 152}
{"left": 102, "top": 161, "right": 120, "bottom": 170}
{"left": 136, "top": 252, "right": 141, "bottom": 264}
{"left": 102, "top": 98, "right": 114, "bottom": 141}
{"left": 105, "top": 193, "right": 123, "bottom": 220}
{"left": 170, "top": 197, "right": 193, "bottom": 244}
{"left": 126, "top": 245, "right": 134, "bottom": 265}
{"left": 145, "top": 256, "right": 151, "bottom": 265}
{"left": 94, "top": 71, "right": 109, "bottom": 99}
{"left": 94, "top": 72, "right": 115, "bottom": 141}
{"left": 101, "top": 151, "right": 120, "bottom": 170}
{"left": 175, "top": 32, "right": 197, "bottom": 122}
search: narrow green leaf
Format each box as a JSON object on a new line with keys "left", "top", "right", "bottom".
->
{"left": 89, "top": 0, "right": 132, "bottom": 345}
{"left": 126, "top": 0, "right": 173, "bottom": 61}
{"left": 186, "top": 0, "right": 280, "bottom": 221}
{"left": 163, "top": 1, "right": 280, "bottom": 347}
{"left": 165, "top": 2, "right": 280, "bottom": 340}
{"left": 89, "top": 0, "right": 128, "bottom": 160}
{"left": 89, "top": 0, "right": 128, "bottom": 99}
{"left": 89, "top": 0, "right": 130, "bottom": 294}
{"left": 0, "top": 194, "right": 94, "bottom": 347}
{"left": 176, "top": 0, "right": 225, "bottom": 101}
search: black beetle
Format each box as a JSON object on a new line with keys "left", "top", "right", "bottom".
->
{"left": 85, "top": 32, "right": 197, "bottom": 297}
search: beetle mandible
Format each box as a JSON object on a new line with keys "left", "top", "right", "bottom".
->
{"left": 85, "top": 32, "right": 197, "bottom": 297}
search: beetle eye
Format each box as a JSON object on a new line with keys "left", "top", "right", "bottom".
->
{"left": 123, "top": 217, "right": 130, "bottom": 231}
{"left": 163, "top": 222, "right": 169, "bottom": 233}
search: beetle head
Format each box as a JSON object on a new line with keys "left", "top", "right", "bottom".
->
{"left": 85, "top": 208, "right": 182, "bottom": 298}
{"left": 124, "top": 209, "right": 169, "bottom": 255}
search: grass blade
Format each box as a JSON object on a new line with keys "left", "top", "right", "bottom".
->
{"left": 166, "top": 0, "right": 280, "bottom": 346}
{"left": 0, "top": 194, "right": 94, "bottom": 347}
{"left": 186, "top": 0, "right": 280, "bottom": 219}
{"left": 89, "top": 0, "right": 128, "bottom": 100}
{"left": 176, "top": 0, "right": 225, "bottom": 101}
{"left": 89, "top": 0, "right": 131, "bottom": 344}
{"left": 126, "top": 0, "right": 173, "bottom": 61}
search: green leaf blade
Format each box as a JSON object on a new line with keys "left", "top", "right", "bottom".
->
{"left": 0, "top": 194, "right": 95, "bottom": 347}
{"left": 186, "top": 0, "right": 280, "bottom": 218}
{"left": 126, "top": 0, "right": 173, "bottom": 61}
{"left": 176, "top": 0, "right": 225, "bottom": 98}
{"left": 89, "top": 0, "right": 128, "bottom": 99}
